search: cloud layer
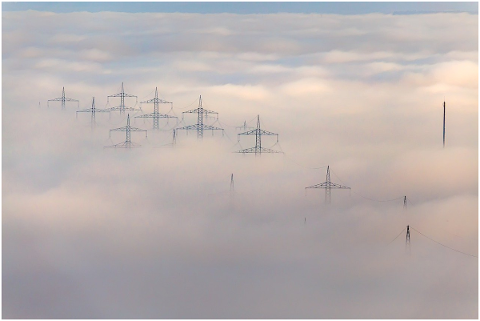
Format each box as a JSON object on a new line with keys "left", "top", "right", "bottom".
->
{"left": 3, "top": 11, "right": 478, "bottom": 318}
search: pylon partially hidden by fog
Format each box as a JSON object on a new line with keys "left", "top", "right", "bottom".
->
{"left": 105, "top": 114, "right": 147, "bottom": 148}
{"left": 136, "top": 87, "right": 177, "bottom": 130}
{"left": 48, "top": 87, "right": 79, "bottom": 110}
{"left": 106, "top": 82, "right": 140, "bottom": 114}
{"left": 305, "top": 166, "right": 351, "bottom": 204}
{"left": 76, "top": 97, "right": 110, "bottom": 128}
{"left": 175, "top": 95, "right": 224, "bottom": 140}
{"left": 235, "top": 115, "right": 282, "bottom": 156}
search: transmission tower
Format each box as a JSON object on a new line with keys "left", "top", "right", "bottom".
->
{"left": 403, "top": 196, "right": 407, "bottom": 210}
{"left": 48, "top": 87, "right": 79, "bottom": 110}
{"left": 175, "top": 95, "right": 224, "bottom": 139}
{"left": 230, "top": 173, "right": 235, "bottom": 193}
{"left": 135, "top": 87, "right": 177, "bottom": 130}
{"left": 236, "top": 120, "right": 255, "bottom": 131}
{"left": 106, "top": 114, "right": 147, "bottom": 148}
{"left": 235, "top": 115, "right": 282, "bottom": 155}
{"left": 305, "top": 166, "right": 351, "bottom": 204}
{"left": 76, "top": 97, "right": 110, "bottom": 128}
{"left": 106, "top": 82, "right": 140, "bottom": 114}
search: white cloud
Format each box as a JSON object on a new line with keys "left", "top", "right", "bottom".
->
{"left": 2, "top": 10, "right": 477, "bottom": 319}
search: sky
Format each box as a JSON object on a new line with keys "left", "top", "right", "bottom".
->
{"left": 2, "top": 3, "right": 478, "bottom": 318}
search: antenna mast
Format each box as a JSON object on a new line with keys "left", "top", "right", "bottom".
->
{"left": 443, "top": 100, "right": 446, "bottom": 148}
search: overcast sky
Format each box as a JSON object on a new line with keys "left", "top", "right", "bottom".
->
{"left": 2, "top": 4, "right": 478, "bottom": 318}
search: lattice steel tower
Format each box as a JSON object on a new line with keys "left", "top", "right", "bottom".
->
{"left": 76, "top": 97, "right": 110, "bottom": 128}
{"left": 48, "top": 87, "right": 79, "bottom": 110}
{"left": 106, "top": 114, "right": 147, "bottom": 148}
{"left": 107, "top": 82, "right": 140, "bottom": 114}
{"left": 235, "top": 115, "right": 282, "bottom": 155}
{"left": 175, "top": 95, "right": 224, "bottom": 139}
{"left": 305, "top": 166, "right": 351, "bottom": 204}
{"left": 135, "top": 87, "right": 177, "bottom": 130}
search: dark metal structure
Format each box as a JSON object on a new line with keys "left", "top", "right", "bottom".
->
{"left": 76, "top": 97, "right": 110, "bottom": 128}
{"left": 175, "top": 95, "right": 224, "bottom": 139}
{"left": 48, "top": 87, "right": 79, "bottom": 110}
{"left": 135, "top": 87, "right": 177, "bottom": 130}
{"left": 443, "top": 100, "right": 446, "bottom": 148}
{"left": 235, "top": 115, "right": 282, "bottom": 155}
{"left": 305, "top": 166, "right": 351, "bottom": 204}
{"left": 236, "top": 120, "right": 255, "bottom": 132}
{"left": 106, "top": 114, "right": 147, "bottom": 148}
{"left": 106, "top": 82, "right": 140, "bottom": 114}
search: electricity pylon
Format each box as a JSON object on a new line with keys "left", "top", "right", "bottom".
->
{"left": 105, "top": 114, "right": 147, "bottom": 148}
{"left": 236, "top": 120, "right": 255, "bottom": 132}
{"left": 106, "top": 82, "right": 140, "bottom": 114}
{"left": 175, "top": 95, "right": 224, "bottom": 139}
{"left": 403, "top": 196, "right": 407, "bottom": 210}
{"left": 135, "top": 87, "right": 177, "bottom": 130}
{"left": 305, "top": 166, "right": 351, "bottom": 204}
{"left": 48, "top": 87, "right": 79, "bottom": 110}
{"left": 235, "top": 115, "right": 282, "bottom": 155}
{"left": 76, "top": 97, "right": 110, "bottom": 128}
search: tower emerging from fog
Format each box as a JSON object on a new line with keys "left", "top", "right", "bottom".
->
{"left": 175, "top": 95, "right": 224, "bottom": 139}
{"left": 305, "top": 166, "right": 351, "bottom": 204}
{"left": 105, "top": 114, "right": 147, "bottom": 148}
{"left": 106, "top": 82, "right": 140, "bottom": 114}
{"left": 235, "top": 115, "right": 282, "bottom": 155}
{"left": 136, "top": 87, "right": 177, "bottom": 130}
{"left": 48, "top": 87, "right": 79, "bottom": 110}
{"left": 76, "top": 97, "right": 110, "bottom": 128}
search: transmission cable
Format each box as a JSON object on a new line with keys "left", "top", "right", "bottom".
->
{"left": 330, "top": 169, "right": 404, "bottom": 203}
{"left": 388, "top": 227, "right": 406, "bottom": 244}
{"left": 411, "top": 226, "right": 477, "bottom": 258}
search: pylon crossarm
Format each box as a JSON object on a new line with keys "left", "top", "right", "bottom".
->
{"left": 258, "top": 129, "right": 278, "bottom": 136}
{"left": 141, "top": 98, "right": 171, "bottom": 104}
{"left": 235, "top": 146, "right": 282, "bottom": 154}
{"left": 110, "top": 126, "right": 129, "bottom": 132}
{"left": 135, "top": 113, "right": 177, "bottom": 119}
{"left": 105, "top": 141, "right": 142, "bottom": 148}
{"left": 108, "top": 93, "right": 137, "bottom": 98}
{"left": 175, "top": 124, "right": 198, "bottom": 131}
{"left": 107, "top": 106, "right": 140, "bottom": 112}
{"left": 234, "top": 146, "right": 258, "bottom": 154}
{"left": 129, "top": 127, "right": 147, "bottom": 132}
{"left": 238, "top": 128, "right": 257, "bottom": 136}
{"left": 328, "top": 182, "right": 351, "bottom": 189}
{"left": 202, "top": 125, "right": 224, "bottom": 131}
{"left": 182, "top": 108, "right": 218, "bottom": 116}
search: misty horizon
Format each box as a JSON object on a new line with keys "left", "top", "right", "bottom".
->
{"left": 3, "top": 6, "right": 478, "bottom": 319}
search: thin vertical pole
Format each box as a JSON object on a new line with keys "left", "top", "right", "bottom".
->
{"left": 443, "top": 101, "right": 446, "bottom": 148}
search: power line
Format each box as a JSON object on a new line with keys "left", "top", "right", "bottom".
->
{"left": 411, "top": 226, "right": 477, "bottom": 258}
{"left": 389, "top": 227, "right": 406, "bottom": 244}
{"left": 330, "top": 169, "right": 404, "bottom": 203}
